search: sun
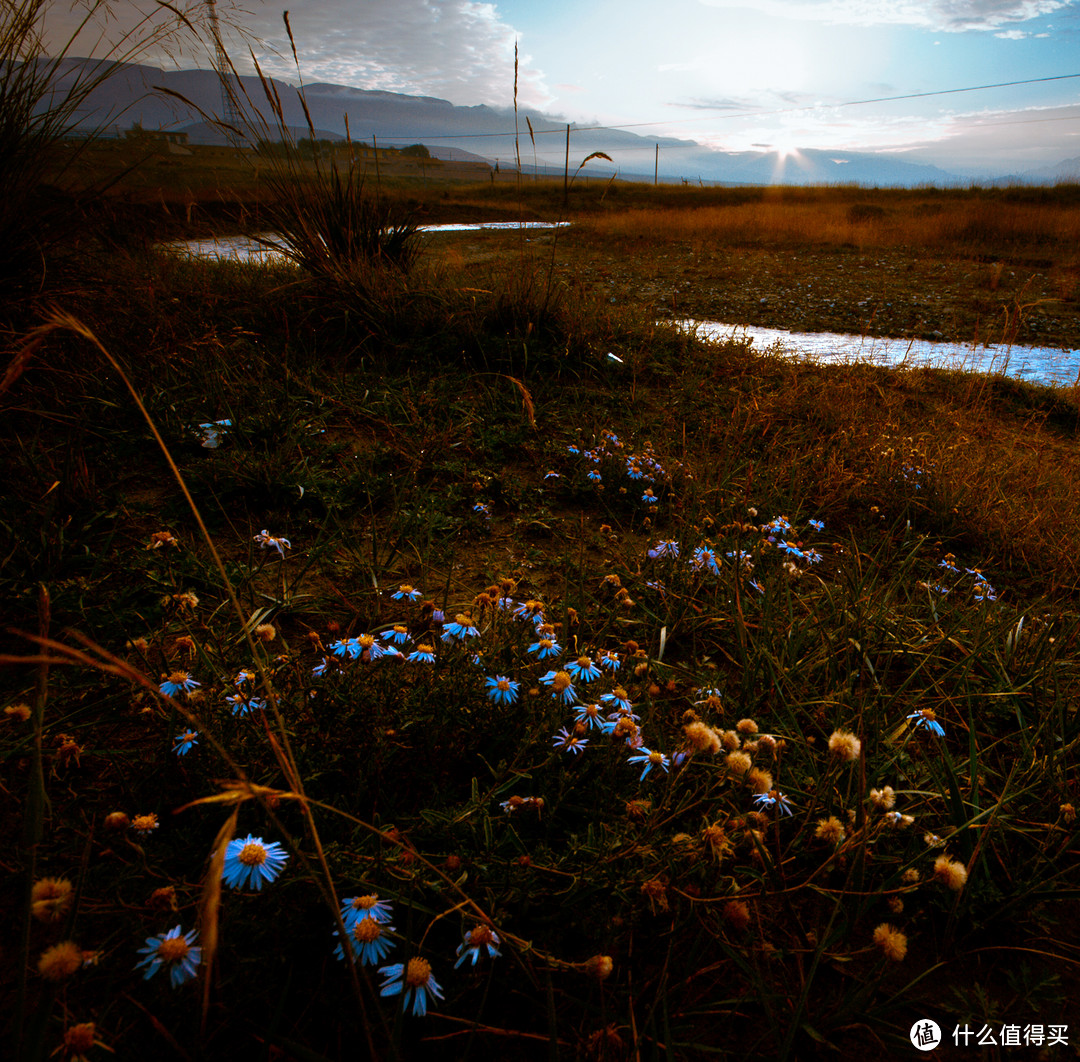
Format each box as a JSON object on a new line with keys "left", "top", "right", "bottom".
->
{"left": 768, "top": 138, "right": 803, "bottom": 181}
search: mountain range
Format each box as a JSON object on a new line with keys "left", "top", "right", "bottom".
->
{"left": 51, "top": 58, "right": 1078, "bottom": 187}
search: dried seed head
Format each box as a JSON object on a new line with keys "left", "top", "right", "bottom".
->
{"left": 38, "top": 941, "right": 83, "bottom": 981}
{"left": 725, "top": 751, "right": 752, "bottom": 776}
{"left": 872, "top": 923, "right": 908, "bottom": 962}
{"left": 814, "top": 817, "right": 846, "bottom": 846}
{"left": 585, "top": 954, "right": 614, "bottom": 980}
{"left": 684, "top": 721, "right": 721, "bottom": 755}
{"left": 828, "top": 730, "right": 861, "bottom": 763}
{"left": 747, "top": 767, "right": 773, "bottom": 794}
{"left": 31, "top": 878, "right": 73, "bottom": 923}
{"left": 722, "top": 900, "right": 751, "bottom": 931}
{"left": 933, "top": 855, "right": 968, "bottom": 891}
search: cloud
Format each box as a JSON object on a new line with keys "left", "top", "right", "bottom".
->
{"left": 697, "top": 0, "right": 1072, "bottom": 32}
{"left": 44, "top": 0, "right": 550, "bottom": 109}
{"left": 238, "top": 1, "right": 550, "bottom": 108}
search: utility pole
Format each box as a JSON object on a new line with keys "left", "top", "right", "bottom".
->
{"left": 206, "top": 0, "right": 242, "bottom": 146}
{"left": 655, "top": 144, "right": 658, "bottom": 186}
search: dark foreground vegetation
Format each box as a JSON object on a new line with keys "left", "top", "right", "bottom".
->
{"left": 4, "top": 5, "right": 1080, "bottom": 1061}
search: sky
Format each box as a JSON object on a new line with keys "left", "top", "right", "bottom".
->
{"left": 41, "top": 0, "right": 1080, "bottom": 174}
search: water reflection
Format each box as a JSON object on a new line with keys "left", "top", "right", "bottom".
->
{"left": 164, "top": 221, "right": 566, "bottom": 263}
{"left": 679, "top": 319, "right": 1079, "bottom": 390}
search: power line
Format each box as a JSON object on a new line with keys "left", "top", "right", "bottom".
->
{"left": 368, "top": 71, "right": 1080, "bottom": 142}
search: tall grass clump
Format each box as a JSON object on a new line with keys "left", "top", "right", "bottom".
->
{"left": 0, "top": 0, "right": 198, "bottom": 294}
{"left": 168, "top": 15, "right": 424, "bottom": 306}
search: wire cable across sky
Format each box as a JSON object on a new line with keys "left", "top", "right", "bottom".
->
{"left": 369, "top": 71, "right": 1080, "bottom": 142}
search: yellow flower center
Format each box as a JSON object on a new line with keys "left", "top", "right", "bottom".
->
{"left": 238, "top": 842, "right": 267, "bottom": 866}
{"left": 649, "top": 751, "right": 664, "bottom": 765}
{"left": 552, "top": 671, "right": 572, "bottom": 691}
{"left": 577, "top": 656, "right": 592, "bottom": 669}
{"left": 157, "top": 936, "right": 190, "bottom": 963}
{"left": 167, "top": 671, "right": 188, "bottom": 684}
{"left": 497, "top": 679, "right": 511, "bottom": 691}
{"left": 468, "top": 925, "right": 495, "bottom": 948}
{"left": 353, "top": 917, "right": 382, "bottom": 943}
{"left": 405, "top": 957, "right": 431, "bottom": 987}
{"left": 358, "top": 635, "right": 375, "bottom": 649}
{"left": 64, "top": 1024, "right": 97, "bottom": 1052}
{"left": 351, "top": 894, "right": 378, "bottom": 911}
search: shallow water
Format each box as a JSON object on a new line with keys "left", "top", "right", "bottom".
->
{"left": 678, "top": 318, "right": 1080, "bottom": 390}
{"left": 164, "top": 221, "right": 566, "bottom": 263}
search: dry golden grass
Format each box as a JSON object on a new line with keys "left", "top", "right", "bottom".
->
{"left": 577, "top": 192, "right": 1080, "bottom": 256}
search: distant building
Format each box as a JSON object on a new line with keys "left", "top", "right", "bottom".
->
{"left": 124, "top": 125, "right": 190, "bottom": 148}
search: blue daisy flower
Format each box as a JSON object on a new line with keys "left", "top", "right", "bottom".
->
{"left": 253, "top": 530, "right": 291, "bottom": 558}
{"left": 441, "top": 614, "right": 480, "bottom": 642}
{"left": 552, "top": 726, "right": 588, "bottom": 755}
{"left": 221, "top": 835, "right": 288, "bottom": 890}
{"left": 341, "top": 894, "right": 394, "bottom": 930}
{"left": 381, "top": 625, "right": 412, "bottom": 646}
{"left": 907, "top": 709, "right": 945, "bottom": 737}
{"left": 173, "top": 730, "right": 198, "bottom": 756}
{"left": 454, "top": 925, "right": 501, "bottom": 968}
{"left": 528, "top": 636, "right": 562, "bottom": 659}
{"left": 647, "top": 540, "right": 679, "bottom": 559}
{"left": 485, "top": 675, "right": 520, "bottom": 705}
{"left": 135, "top": 925, "right": 201, "bottom": 988}
{"left": 600, "top": 688, "right": 634, "bottom": 715}
{"left": 753, "top": 790, "right": 795, "bottom": 816}
{"left": 573, "top": 702, "right": 606, "bottom": 730}
{"left": 379, "top": 958, "right": 444, "bottom": 1017}
{"left": 541, "top": 669, "right": 578, "bottom": 704}
{"left": 565, "top": 655, "right": 601, "bottom": 683}
{"left": 334, "top": 916, "right": 396, "bottom": 965}
{"left": 627, "top": 748, "right": 669, "bottom": 780}
{"left": 159, "top": 672, "right": 200, "bottom": 697}
{"left": 597, "top": 650, "right": 621, "bottom": 671}
{"left": 691, "top": 546, "right": 720, "bottom": 575}
{"left": 391, "top": 584, "right": 423, "bottom": 602}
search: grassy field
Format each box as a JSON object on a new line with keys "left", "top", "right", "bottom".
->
{"left": 4, "top": 114, "right": 1080, "bottom": 1061}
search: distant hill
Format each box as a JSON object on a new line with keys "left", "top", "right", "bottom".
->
{"left": 43, "top": 57, "right": 1067, "bottom": 187}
